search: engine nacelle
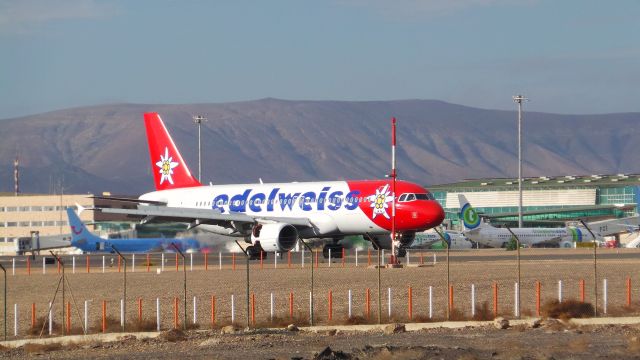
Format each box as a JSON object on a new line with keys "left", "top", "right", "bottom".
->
{"left": 251, "top": 223, "right": 298, "bottom": 252}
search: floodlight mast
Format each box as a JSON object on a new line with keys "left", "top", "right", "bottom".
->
{"left": 513, "top": 95, "right": 528, "bottom": 228}
{"left": 390, "top": 117, "right": 398, "bottom": 264}
{"left": 193, "top": 115, "right": 207, "bottom": 182}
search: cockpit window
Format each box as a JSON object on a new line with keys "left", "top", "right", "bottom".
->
{"left": 398, "top": 194, "right": 407, "bottom": 202}
{"left": 415, "top": 193, "right": 435, "bottom": 200}
{"left": 405, "top": 193, "right": 416, "bottom": 201}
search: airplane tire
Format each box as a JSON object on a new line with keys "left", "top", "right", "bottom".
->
{"left": 322, "top": 244, "right": 344, "bottom": 259}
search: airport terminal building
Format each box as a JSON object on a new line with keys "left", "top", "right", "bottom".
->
{"left": 429, "top": 174, "right": 639, "bottom": 228}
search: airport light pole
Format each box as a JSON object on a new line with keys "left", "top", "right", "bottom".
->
{"left": 193, "top": 115, "right": 207, "bottom": 182}
{"left": 513, "top": 95, "right": 528, "bottom": 228}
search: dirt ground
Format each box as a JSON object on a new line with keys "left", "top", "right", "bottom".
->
{"left": 2, "top": 248, "right": 640, "bottom": 358}
{"left": 3, "top": 321, "right": 640, "bottom": 359}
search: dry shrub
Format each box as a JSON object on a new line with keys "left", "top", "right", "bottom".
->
{"left": 91, "top": 316, "right": 121, "bottom": 333}
{"left": 159, "top": 328, "right": 186, "bottom": 342}
{"left": 23, "top": 342, "right": 62, "bottom": 354}
{"left": 26, "top": 316, "right": 61, "bottom": 336}
{"left": 344, "top": 315, "right": 375, "bottom": 325}
{"left": 132, "top": 318, "right": 157, "bottom": 332}
{"left": 256, "top": 314, "right": 310, "bottom": 328}
{"left": 541, "top": 299, "right": 594, "bottom": 320}
{"left": 412, "top": 314, "right": 436, "bottom": 323}
{"left": 473, "top": 302, "right": 494, "bottom": 321}
{"left": 448, "top": 308, "right": 467, "bottom": 321}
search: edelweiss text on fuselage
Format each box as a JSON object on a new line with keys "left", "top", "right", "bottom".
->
{"left": 212, "top": 187, "right": 363, "bottom": 213}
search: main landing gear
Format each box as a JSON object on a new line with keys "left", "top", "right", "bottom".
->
{"left": 322, "top": 243, "right": 344, "bottom": 259}
{"left": 246, "top": 244, "right": 267, "bottom": 260}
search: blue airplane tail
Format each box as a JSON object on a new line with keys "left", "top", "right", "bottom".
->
{"left": 67, "top": 208, "right": 100, "bottom": 248}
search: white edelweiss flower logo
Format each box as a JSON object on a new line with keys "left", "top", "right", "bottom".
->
{"left": 155, "top": 147, "right": 179, "bottom": 184}
{"left": 368, "top": 184, "right": 394, "bottom": 219}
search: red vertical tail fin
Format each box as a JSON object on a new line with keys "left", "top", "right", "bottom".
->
{"left": 144, "top": 112, "right": 202, "bottom": 191}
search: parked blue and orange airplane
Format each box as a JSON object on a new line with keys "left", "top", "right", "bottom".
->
{"left": 67, "top": 208, "right": 200, "bottom": 253}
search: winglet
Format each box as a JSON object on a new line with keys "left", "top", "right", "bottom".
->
{"left": 144, "top": 112, "right": 202, "bottom": 191}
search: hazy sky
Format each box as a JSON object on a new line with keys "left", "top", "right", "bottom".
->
{"left": 1, "top": 0, "right": 638, "bottom": 118}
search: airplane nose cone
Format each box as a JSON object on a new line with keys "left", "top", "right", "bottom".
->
{"left": 423, "top": 200, "right": 445, "bottom": 229}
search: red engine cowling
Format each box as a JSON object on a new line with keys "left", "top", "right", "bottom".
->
{"left": 251, "top": 223, "right": 298, "bottom": 252}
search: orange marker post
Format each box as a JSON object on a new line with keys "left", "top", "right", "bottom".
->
{"left": 580, "top": 279, "right": 585, "bottom": 303}
{"left": 66, "top": 301, "right": 71, "bottom": 334}
{"left": 449, "top": 285, "right": 454, "bottom": 312}
{"left": 627, "top": 277, "right": 632, "bottom": 307}
{"left": 536, "top": 281, "right": 541, "bottom": 317}
{"left": 27, "top": 257, "right": 31, "bottom": 275}
{"left": 493, "top": 282, "right": 498, "bottom": 318}
{"left": 341, "top": 248, "right": 345, "bottom": 268}
{"left": 31, "top": 303, "right": 36, "bottom": 329}
{"left": 102, "top": 300, "right": 107, "bottom": 333}
{"left": 86, "top": 255, "right": 90, "bottom": 273}
{"left": 146, "top": 254, "right": 150, "bottom": 272}
{"left": 173, "top": 297, "right": 179, "bottom": 329}
{"left": 365, "top": 288, "right": 370, "bottom": 319}
{"left": 289, "top": 292, "right": 294, "bottom": 319}
{"left": 138, "top": 298, "right": 143, "bottom": 324}
{"left": 204, "top": 252, "right": 208, "bottom": 271}
{"left": 328, "top": 290, "right": 333, "bottom": 321}
{"left": 288, "top": 251, "right": 291, "bottom": 269}
{"left": 57, "top": 258, "right": 61, "bottom": 274}
{"left": 408, "top": 287, "right": 413, "bottom": 320}
{"left": 211, "top": 295, "right": 216, "bottom": 326}
{"left": 251, "top": 292, "right": 256, "bottom": 326}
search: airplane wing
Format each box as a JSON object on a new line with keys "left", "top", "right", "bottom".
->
{"left": 96, "top": 205, "right": 313, "bottom": 228}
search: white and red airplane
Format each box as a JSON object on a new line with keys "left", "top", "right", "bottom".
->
{"left": 97, "top": 113, "right": 445, "bottom": 258}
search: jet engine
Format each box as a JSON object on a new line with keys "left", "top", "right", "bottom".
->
{"left": 251, "top": 223, "right": 298, "bottom": 252}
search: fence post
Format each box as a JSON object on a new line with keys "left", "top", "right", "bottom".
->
{"left": 301, "top": 248, "right": 305, "bottom": 268}
{"left": 173, "top": 297, "right": 179, "bottom": 329}
{"left": 12, "top": 258, "right": 15, "bottom": 276}
{"left": 328, "top": 248, "right": 331, "bottom": 267}
{"left": 328, "top": 290, "right": 333, "bottom": 321}
{"left": 14, "top": 304, "right": 17, "bottom": 337}
{"left": 603, "top": 279, "right": 608, "bottom": 315}
{"left": 558, "top": 280, "right": 563, "bottom": 303}
{"left": 627, "top": 277, "right": 632, "bottom": 307}
{"left": 66, "top": 301, "right": 71, "bottom": 334}
{"left": 579, "top": 279, "right": 585, "bottom": 303}
{"left": 101, "top": 300, "right": 106, "bottom": 333}
{"left": 31, "top": 303, "right": 36, "bottom": 330}
{"left": 449, "top": 285, "right": 454, "bottom": 316}
{"left": 193, "top": 296, "right": 197, "bottom": 325}
{"left": 190, "top": 253, "right": 193, "bottom": 272}
{"left": 219, "top": 252, "right": 222, "bottom": 270}
{"left": 493, "top": 282, "right": 498, "bottom": 318}
{"left": 156, "top": 298, "right": 161, "bottom": 331}
{"left": 86, "top": 255, "right": 90, "bottom": 273}
{"left": 161, "top": 253, "right": 165, "bottom": 272}
{"left": 387, "top": 287, "right": 391, "bottom": 319}
{"left": 84, "top": 301, "right": 88, "bottom": 335}
{"left": 49, "top": 302, "right": 53, "bottom": 335}
{"left": 251, "top": 293, "right": 255, "bottom": 326}
{"left": 408, "top": 287, "right": 412, "bottom": 320}
{"left": 355, "top": 248, "right": 358, "bottom": 267}
{"left": 102, "top": 256, "right": 105, "bottom": 273}
{"left": 514, "top": 282, "right": 519, "bottom": 318}
{"left": 270, "top": 293, "right": 274, "bottom": 321}
{"left": 288, "top": 251, "right": 291, "bottom": 269}
{"left": 289, "top": 292, "right": 293, "bottom": 319}
{"left": 132, "top": 254, "right": 135, "bottom": 273}
{"left": 471, "top": 284, "right": 475, "bottom": 318}
{"left": 536, "top": 281, "right": 541, "bottom": 317}
{"left": 231, "top": 294, "right": 235, "bottom": 324}
{"left": 43, "top": 257, "right": 46, "bottom": 274}
{"left": 211, "top": 295, "right": 216, "bottom": 326}
{"left": 348, "top": 289, "right": 352, "bottom": 319}
{"left": 365, "top": 288, "right": 370, "bottom": 319}
{"left": 429, "top": 286, "right": 433, "bottom": 319}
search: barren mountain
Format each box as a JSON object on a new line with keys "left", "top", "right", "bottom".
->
{"left": 0, "top": 99, "right": 638, "bottom": 195}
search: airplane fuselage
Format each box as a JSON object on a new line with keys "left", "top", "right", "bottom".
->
{"left": 467, "top": 227, "right": 594, "bottom": 248}
{"left": 140, "top": 179, "right": 445, "bottom": 238}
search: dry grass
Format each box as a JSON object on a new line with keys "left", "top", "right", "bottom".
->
{"left": 541, "top": 299, "right": 594, "bottom": 320}
{"left": 91, "top": 316, "right": 121, "bottom": 333}
{"left": 132, "top": 318, "right": 157, "bottom": 332}
{"left": 472, "top": 302, "right": 494, "bottom": 321}
{"left": 23, "top": 342, "right": 63, "bottom": 354}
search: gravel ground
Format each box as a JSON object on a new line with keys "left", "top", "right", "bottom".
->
{"left": 3, "top": 321, "right": 640, "bottom": 359}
